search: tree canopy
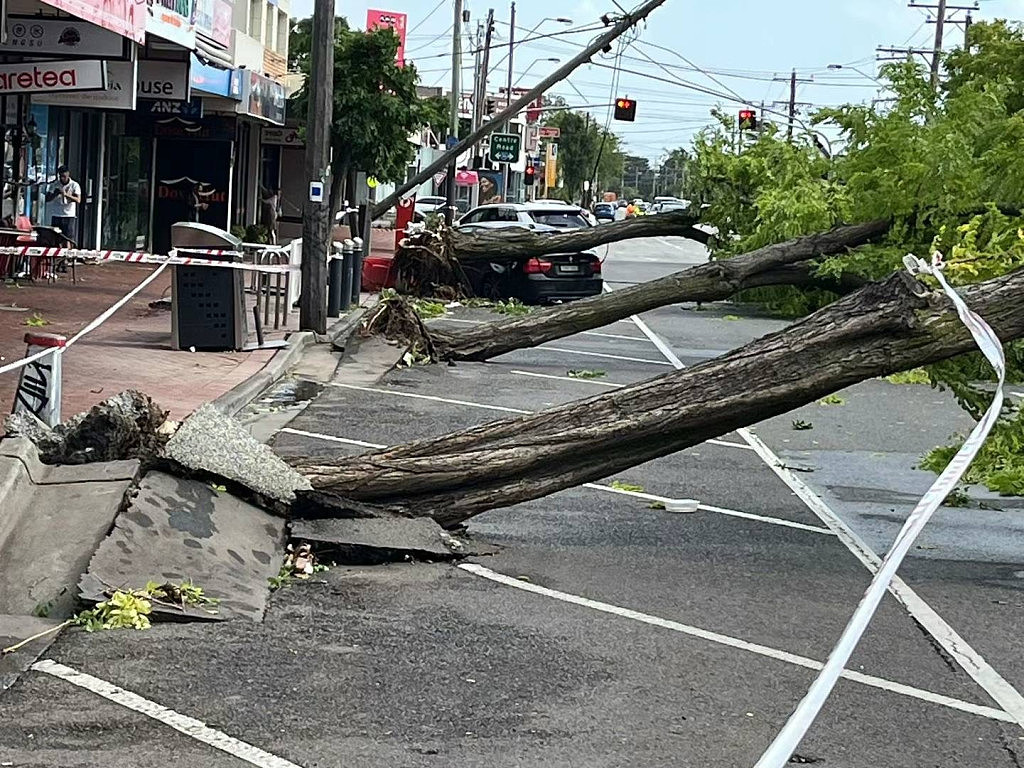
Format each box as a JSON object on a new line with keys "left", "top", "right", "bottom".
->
{"left": 678, "top": 19, "right": 1024, "bottom": 495}
{"left": 288, "top": 16, "right": 447, "bottom": 214}
{"left": 544, "top": 110, "right": 624, "bottom": 202}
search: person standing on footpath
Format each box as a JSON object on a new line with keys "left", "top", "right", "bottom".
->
{"left": 46, "top": 165, "right": 81, "bottom": 243}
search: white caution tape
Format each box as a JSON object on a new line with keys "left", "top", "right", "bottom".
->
{"left": 0, "top": 246, "right": 296, "bottom": 274}
{"left": 754, "top": 252, "right": 1009, "bottom": 767}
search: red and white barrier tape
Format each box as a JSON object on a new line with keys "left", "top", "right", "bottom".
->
{"left": 755, "top": 252, "right": 1014, "bottom": 767}
{"left": 0, "top": 246, "right": 296, "bottom": 274}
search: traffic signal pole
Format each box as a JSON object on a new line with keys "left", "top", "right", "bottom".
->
{"left": 372, "top": 0, "right": 669, "bottom": 220}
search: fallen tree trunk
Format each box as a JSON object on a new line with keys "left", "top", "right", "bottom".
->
{"left": 445, "top": 209, "right": 707, "bottom": 263}
{"left": 294, "top": 266, "right": 1024, "bottom": 528}
{"left": 433, "top": 220, "right": 889, "bottom": 362}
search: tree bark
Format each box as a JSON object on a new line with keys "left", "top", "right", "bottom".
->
{"left": 293, "top": 266, "right": 1024, "bottom": 528}
{"left": 434, "top": 221, "right": 889, "bottom": 362}
{"left": 446, "top": 209, "right": 708, "bottom": 263}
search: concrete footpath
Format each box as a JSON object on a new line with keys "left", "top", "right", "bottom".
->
{"left": 0, "top": 262, "right": 369, "bottom": 421}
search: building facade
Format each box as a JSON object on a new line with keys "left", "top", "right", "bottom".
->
{"left": 0, "top": 0, "right": 290, "bottom": 252}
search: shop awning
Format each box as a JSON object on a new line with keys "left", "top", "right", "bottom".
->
{"left": 455, "top": 170, "right": 480, "bottom": 186}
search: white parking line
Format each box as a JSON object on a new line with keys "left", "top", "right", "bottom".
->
{"left": 538, "top": 346, "right": 674, "bottom": 366}
{"left": 282, "top": 426, "right": 824, "bottom": 534}
{"left": 326, "top": 383, "right": 530, "bottom": 414}
{"left": 510, "top": 369, "right": 623, "bottom": 388}
{"left": 616, "top": 290, "right": 1024, "bottom": 729}
{"left": 32, "top": 660, "right": 305, "bottom": 768}
{"left": 458, "top": 564, "right": 1018, "bottom": 726}
{"left": 279, "top": 428, "right": 385, "bottom": 449}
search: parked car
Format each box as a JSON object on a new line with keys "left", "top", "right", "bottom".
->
{"left": 414, "top": 195, "right": 447, "bottom": 218}
{"left": 651, "top": 200, "right": 691, "bottom": 214}
{"left": 593, "top": 202, "right": 615, "bottom": 222}
{"left": 531, "top": 198, "right": 570, "bottom": 206}
{"left": 454, "top": 203, "right": 602, "bottom": 303}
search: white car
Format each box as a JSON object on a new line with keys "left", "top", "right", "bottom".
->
{"left": 414, "top": 195, "right": 448, "bottom": 218}
{"left": 455, "top": 203, "right": 594, "bottom": 231}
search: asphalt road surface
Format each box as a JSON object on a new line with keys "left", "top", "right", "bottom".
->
{"left": 2, "top": 234, "right": 1023, "bottom": 767}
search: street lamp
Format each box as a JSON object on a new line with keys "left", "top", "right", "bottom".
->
{"left": 827, "top": 63, "right": 883, "bottom": 85}
{"left": 513, "top": 57, "right": 560, "bottom": 87}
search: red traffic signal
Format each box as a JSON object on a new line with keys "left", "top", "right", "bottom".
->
{"left": 524, "top": 165, "right": 537, "bottom": 185}
{"left": 738, "top": 109, "right": 758, "bottom": 131}
{"left": 614, "top": 97, "right": 636, "bottom": 122}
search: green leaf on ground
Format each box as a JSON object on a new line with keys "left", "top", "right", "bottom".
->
{"left": 410, "top": 299, "right": 447, "bottom": 319}
{"left": 648, "top": 501, "right": 667, "bottom": 510}
{"left": 943, "top": 487, "right": 971, "bottom": 507}
{"left": 792, "top": 420, "right": 814, "bottom": 430}
{"left": 494, "top": 299, "right": 532, "bottom": 316}
{"left": 886, "top": 368, "right": 930, "bottom": 385}
{"left": 610, "top": 480, "right": 645, "bottom": 493}
{"left": 818, "top": 394, "right": 845, "bottom": 405}
{"left": 24, "top": 312, "right": 48, "bottom": 327}
{"left": 568, "top": 369, "right": 607, "bottom": 379}
{"left": 722, "top": 314, "right": 741, "bottom": 321}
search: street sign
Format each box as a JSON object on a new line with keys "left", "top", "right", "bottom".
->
{"left": 539, "top": 126, "right": 560, "bottom": 139}
{"left": 489, "top": 132, "right": 521, "bottom": 164}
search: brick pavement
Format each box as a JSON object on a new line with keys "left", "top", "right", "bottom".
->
{"left": 0, "top": 263, "right": 283, "bottom": 422}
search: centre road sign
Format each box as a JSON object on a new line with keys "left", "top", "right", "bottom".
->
{"left": 489, "top": 132, "right": 522, "bottom": 164}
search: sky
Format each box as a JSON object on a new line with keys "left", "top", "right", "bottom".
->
{"left": 289, "top": 0, "right": 1024, "bottom": 162}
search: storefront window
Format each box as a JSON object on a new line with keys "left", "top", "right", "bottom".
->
{"left": 101, "top": 114, "right": 152, "bottom": 250}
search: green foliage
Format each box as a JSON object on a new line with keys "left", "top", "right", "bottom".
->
{"left": 921, "top": 410, "right": 1024, "bottom": 496}
{"left": 289, "top": 16, "right": 440, "bottom": 193}
{"left": 722, "top": 314, "right": 741, "bottom": 321}
{"left": 679, "top": 21, "right": 1024, "bottom": 494}
{"left": 545, "top": 110, "right": 623, "bottom": 201}
{"left": 24, "top": 312, "right": 48, "bottom": 327}
{"left": 75, "top": 590, "right": 152, "bottom": 632}
{"left": 792, "top": 420, "right": 813, "bottom": 431}
{"left": 818, "top": 394, "right": 845, "bottom": 406}
{"left": 494, "top": 298, "right": 532, "bottom": 316}
{"left": 610, "top": 480, "right": 645, "bottom": 493}
{"left": 886, "top": 368, "right": 931, "bottom": 385}
{"left": 410, "top": 298, "right": 447, "bottom": 319}
{"left": 567, "top": 369, "right": 606, "bottom": 379}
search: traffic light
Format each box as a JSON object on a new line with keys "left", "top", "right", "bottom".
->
{"left": 613, "top": 97, "right": 636, "bottom": 122}
{"left": 738, "top": 109, "right": 758, "bottom": 131}
{"left": 524, "top": 165, "right": 537, "bottom": 186}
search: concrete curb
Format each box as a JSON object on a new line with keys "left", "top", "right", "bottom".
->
{"left": 212, "top": 307, "right": 367, "bottom": 417}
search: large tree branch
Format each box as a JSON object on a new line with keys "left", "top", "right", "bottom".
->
{"left": 433, "top": 220, "right": 889, "bottom": 362}
{"left": 447, "top": 209, "right": 706, "bottom": 263}
{"left": 293, "top": 265, "right": 1024, "bottom": 528}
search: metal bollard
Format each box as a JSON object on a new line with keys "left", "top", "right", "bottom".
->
{"left": 350, "top": 236, "right": 364, "bottom": 305}
{"left": 339, "top": 239, "right": 354, "bottom": 312}
{"left": 328, "top": 245, "right": 344, "bottom": 317}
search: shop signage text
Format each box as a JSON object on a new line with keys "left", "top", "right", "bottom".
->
{"left": 39, "top": 0, "right": 146, "bottom": 45}
{"left": 0, "top": 61, "right": 106, "bottom": 95}
{"left": 1, "top": 17, "right": 127, "bottom": 58}
{"left": 139, "top": 60, "right": 190, "bottom": 101}
{"left": 34, "top": 60, "right": 136, "bottom": 110}
{"left": 189, "top": 54, "right": 240, "bottom": 99}
{"left": 262, "top": 127, "right": 303, "bottom": 146}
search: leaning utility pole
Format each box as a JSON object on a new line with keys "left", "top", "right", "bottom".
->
{"left": 905, "top": 1, "right": 979, "bottom": 85}
{"left": 299, "top": 0, "right": 334, "bottom": 333}
{"left": 445, "top": 0, "right": 464, "bottom": 225}
{"left": 373, "top": 0, "right": 669, "bottom": 219}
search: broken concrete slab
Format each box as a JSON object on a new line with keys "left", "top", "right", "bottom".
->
{"left": 81, "top": 472, "right": 286, "bottom": 622}
{"left": 163, "top": 404, "right": 311, "bottom": 507}
{"left": 0, "top": 614, "right": 63, "bottom": 691}
{"left": 0, "top": 438, "right": 139, "bottom": 619}
{"left": 290, "top": 516, "right": 478, "bottom": 564}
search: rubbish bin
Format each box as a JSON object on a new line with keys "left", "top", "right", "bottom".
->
{"left": 170, "top": 223, "right": 247, "bottom": 351}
